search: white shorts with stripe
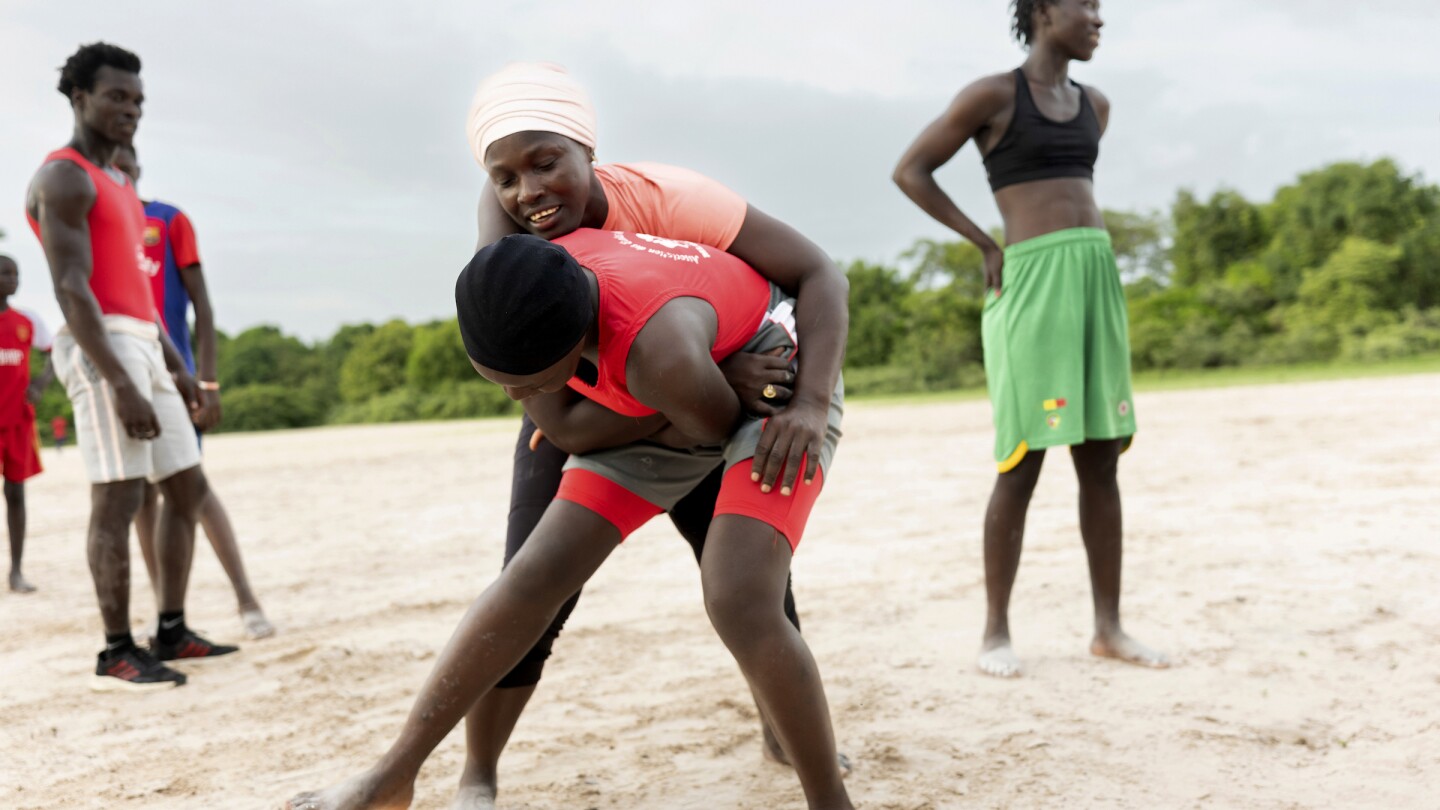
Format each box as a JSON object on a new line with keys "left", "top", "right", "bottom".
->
{"left": 52, "top": 316, "right": 201, "bottom": 484}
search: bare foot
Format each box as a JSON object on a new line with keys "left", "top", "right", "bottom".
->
{"left": 284, "top": 771, "right": 413, "bottom": 810}
{"left": 1091, "top": 629, "right": 1170, "bottom": 669}
{"left": 761, "top": 723, "right": 853, "bottom": 777}
{"left": 242, "top": 608, "right": 277, "bottom": 640}
{"left": 8, "top": 571, "right": 36, "bottom": 593}
{"left": 450, "top": 784, "right": 496, "bottom": 810}
{"left": 977, "top": 637, "right": 1021, "bottom": 678}
{"left": 451, "top": 766, "right": 496, "bottom": 810}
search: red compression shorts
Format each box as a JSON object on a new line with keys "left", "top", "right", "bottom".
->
{"left": 555, "top": 460, "right": 825, "bottom": 551}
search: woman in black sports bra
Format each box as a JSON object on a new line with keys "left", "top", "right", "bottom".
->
{"left": 893, "top": 0, "right": 1169, "bottom": 679}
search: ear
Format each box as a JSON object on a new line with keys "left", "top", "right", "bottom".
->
{"left": 1037, "top": 0, "right": 1056, "bottom": 30}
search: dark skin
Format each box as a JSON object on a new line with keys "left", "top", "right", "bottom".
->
{"left": 111, "top": 146, "right": 273, "bottom": 638}
{"left": 287, "top": 273, "right": 852, "bottom": 810}
{"left": 26, "top": 64, "right": 210, "bottom": 637}
{"left": 894, "top": 0, "right": 1167, "bottom": 676}
{"left": 457, "top": 129, "right": 850, "bottom": 806}
{"left": 0, "top": 257, "right": 52, "bottom": 594}
{"left": 479, "top": 131, "right": 847, "bottom": 490}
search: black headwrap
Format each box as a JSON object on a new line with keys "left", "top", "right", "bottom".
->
{"left": 455, "top": 234, "right": 593, "bottom": 375}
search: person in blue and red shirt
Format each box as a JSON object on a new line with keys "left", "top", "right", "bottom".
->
{"left": 0, "top": 255, "right": 55, "bottom": 594}
{"left": 112, "top": 143, "right": 275, "bottom": 640}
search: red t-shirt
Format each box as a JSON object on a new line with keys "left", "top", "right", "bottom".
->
{"left": 142, "top": 205, "right": 200, "bottom": 330}
{"left": 26, "top": 147, "right": 157, "bottom": 323}
{"left": 0, "top": 307, "right": 53, "bottom": 426}
{"left": 556, "top": 229, "right": 770, "bottom": 417}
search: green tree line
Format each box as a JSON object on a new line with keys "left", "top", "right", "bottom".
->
{"left": 31, "top": 158, "right": 1440, "bottom": 437}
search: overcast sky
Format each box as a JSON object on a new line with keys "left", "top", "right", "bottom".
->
{"left": 2, "top": 0, "right": 1436, "bottom": 340}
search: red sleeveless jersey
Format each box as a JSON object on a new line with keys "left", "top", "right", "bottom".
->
{"left": 555, "top": 229, "right": 770, "bottom": 417}
{"left": 26, "top": 147, "right": 156, "bottom": 323}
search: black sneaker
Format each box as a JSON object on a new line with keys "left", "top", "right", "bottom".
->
{"left": 91, "top": 646, "right": 187, "bottom": 692}
{"left": 151, "top": 627, "right": 240, "bottom": 663}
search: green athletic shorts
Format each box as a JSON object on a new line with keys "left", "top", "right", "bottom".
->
{"left": 981, "top": 227, "right": 1136, "bottom": 472}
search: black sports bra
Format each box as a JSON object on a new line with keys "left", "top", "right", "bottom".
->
{"left": 982, "top": 68, "right": 1100, "bottom": 192}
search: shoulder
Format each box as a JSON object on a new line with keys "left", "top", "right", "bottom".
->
{"left": 146, "top": 199, "right": 184, "bottom": 218}
{"left": 955, "top": 72, "right": 1016, "bottom": 109}
{"left": 32, "top": 159, "right": 95, "bottom": 204}
{"left": 602, "top": 162, "right": 730, "bottom": 193}
{"left": 10, "top": 306, "right": 50, "bottom": 337}
{"left": 933, "top": 71, "right": 1015, "bottom": 128}
{"left": 1080, "top": 83, "right": 1110, "bottom": 115}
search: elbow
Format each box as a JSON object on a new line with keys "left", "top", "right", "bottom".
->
{"left": 690, "top": 413, "right": 737, "bottom": 446}
{"left": 545, "top": 433, "right": 590, "bottom": 455}
{"left": 891, "top": 163, "right": 913, "bottom": 192}
{"left": 892, "top": 162, "right": 930, "bottom": 197}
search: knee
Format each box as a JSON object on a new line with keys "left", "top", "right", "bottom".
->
{"left": 4, "top": 481, "right": 23, "bottom": 506}
{"left": 994, "top": 463, "right": 1042, "bottom": 502}
{"left": 1073, "top": 442, "right": 1121, "bottom": 485}
{"left": 160, "top": 468, "right": 210, "bottom": 517}
{"left": 498, "top": 557, "right": 572, "bottom": 611}
{"left": 93, "top": 480, "right": 145, "bottom": 523}
{"left": 703, "top": 575, "right": 785, "bottom": 648}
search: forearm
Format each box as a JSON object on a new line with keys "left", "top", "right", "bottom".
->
{"left": 658, "top": 380, "right": 741, "bottom": 445}
{"left": 789, "top": 268, "right": 848, "bottom": 409}
{"left": 192, "top": 301, "right": 218, "bottom": 381}
{"left": 894, "top": 170, "right": 1000, "bottom": 252}
{"left": 526, "top": 395, "right": 668, "bottom": 455}
{"left": 157, "top": 323, "right": 187, "bottom": 374}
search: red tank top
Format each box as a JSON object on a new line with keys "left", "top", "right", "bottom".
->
{"left": 26, "top": 147, "right": 156, "bottom": 323}
{"left": 556, "top": 229, "right": 770, "bottom": 417}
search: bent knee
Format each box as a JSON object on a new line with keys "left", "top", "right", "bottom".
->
{"left": 703, "top": 582, "right": 789, "bottom": 644}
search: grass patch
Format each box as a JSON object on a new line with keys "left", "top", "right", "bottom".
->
{"left": 848, "top": 352, "right": 1440, "bottom": 406}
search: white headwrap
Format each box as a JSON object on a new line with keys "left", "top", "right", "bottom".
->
{"left": 467, "top": 62, "right": 597, "bottom": 167}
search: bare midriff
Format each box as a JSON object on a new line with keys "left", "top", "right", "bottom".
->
{"left": 994, "top": 176, "right": 1104, "bottom": 246}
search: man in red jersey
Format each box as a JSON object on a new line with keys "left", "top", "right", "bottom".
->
{"left": 0, "top": 255, "right": 55, "bottom": 594}
{"left": 25, "top": 42, "right": 238, "bottom": 692}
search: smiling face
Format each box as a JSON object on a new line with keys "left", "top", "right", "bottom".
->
{"left": 75, "top": 65, "right": 144, "bottom": 147}
{"left": 483, "top": 131, "right": 601, "bottom": 237}
{"left": 1035, "top": 0, "right": 1104, "bottom": 61}
{"left": 469, "top": 338, "right": 586, "bottom": 401}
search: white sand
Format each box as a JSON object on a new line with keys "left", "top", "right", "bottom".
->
{"left": 3, "top": 373, "right": 1438, "bottom": 809}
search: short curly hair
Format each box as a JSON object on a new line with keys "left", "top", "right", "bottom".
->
{"left": 1011, "top": 0, "right": 1060, "bottom": 46}
{"left": 57, "top": 42, "right": 141, "bottom": 97}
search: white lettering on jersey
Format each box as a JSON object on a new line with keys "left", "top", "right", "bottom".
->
{"left": 138, "top": 246, "right": 161, "bottom": 278}
{"left": 0, "top": 349, "right": 24, "bottom": 366}
{"left": 610, "top": 231, "right": 710, "bottom": 265}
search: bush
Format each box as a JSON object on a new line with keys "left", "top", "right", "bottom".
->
{"left": 331, "top": 380, "right": 517, "bottom": 425}
{"left": 1341, "top": 307, "right": 1440, "bottom": 362}
{"left": 217, "top": 384, "right": 327, "bottom": 432}
{"left": 339, "top": 320, "right": 413, "bottom": 403}
{"left": 407, "top": 319, "right": 474, "bottom": 391}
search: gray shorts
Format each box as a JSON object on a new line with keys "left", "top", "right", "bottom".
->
{"left": 563, "top": 285, "right": 844, "bottom": 511}
{"left": 52, "top": 317, "right": 201, "bottom": 484}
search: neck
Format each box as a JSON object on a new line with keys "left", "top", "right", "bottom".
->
{"left": 1022, "top": 46, "right": 1071, "bottom": 86}
{"left": 581, "top": 169, "right": 609, "bottom": 229}
{"left": 0, "top": 297, "right": 11, "bottom": 312}
{"left": 69, "top": 123, "right": 119, "bottom": 168}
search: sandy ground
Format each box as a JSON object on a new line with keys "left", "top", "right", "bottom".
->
{"left": 2, "top": 373, "right": 1439, "bottom": 809}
